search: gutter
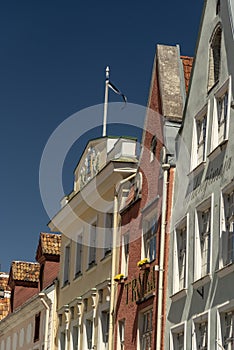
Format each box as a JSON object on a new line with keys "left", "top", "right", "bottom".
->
{"left": 108, "top": 171, "right": 136, "bottom": 350}
{"left": 156, "top": 147, "right": 170, "bottom": 350}
{"left": 39, "top": 293, "right": 50, "bottom": 350}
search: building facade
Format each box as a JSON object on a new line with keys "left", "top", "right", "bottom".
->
{"left": 49, "top": 137, "right": 138, "bottom": 350}
{"left": 113, "top": 45, "right": 192, "bottom": 350}
{"left": 0, "top": 233, "right": 61, "bottom": 350}
{"left": 166, "top": 0, "right": 234, "bottom": 349}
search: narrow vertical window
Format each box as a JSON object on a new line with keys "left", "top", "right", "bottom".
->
{"left": 118, "top": 319, "right": 125, "bottom": 350}
{"left": 104, "top": 213, "right": 113, "bottom": 256}
{"left": 101, "top": 311, "right": 110, "bottom": 345}
{"left": 89, "top": 222, "right": 97, "bottom": 267}
{"left": 34, "top": 312, "right": 41, "bottom": 342}
{"left": 141, "top": 309, "right": 153, "bottom": 350}
{"left": 196, "top": 114, "right": 207, "bottom": 164}
{"left": 75, "top": 233, "right": 83, "bottom": 277}
{"left": 63, "top": 244, "right": 70, "bottom": 285}
{"left": 86, "top": 319, "right": 93, "bottom": 350}
{"left": 122, "top": 232, "right": 129, "bottom": 277}
{"left": 143, "top": 216, "right": 157, "bottom": 261}
{"left": 199, "top": 209, "right": 211, "bottom": 276}
{"left": 208, "top": 26, "right": 222, "bottom": 91}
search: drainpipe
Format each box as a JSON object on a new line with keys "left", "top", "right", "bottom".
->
{"left": 108, "top": 172, "right": 136, "bottom": 350}
{"left": 156, "top": 148, "right": 170, "bottom": 350}
{"left": 39, "top": 293, "right": 50, "bottom": 350}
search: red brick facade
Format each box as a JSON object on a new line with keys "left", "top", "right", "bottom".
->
{"left": 114, "top": 53, "right": 164, "bottom": 350}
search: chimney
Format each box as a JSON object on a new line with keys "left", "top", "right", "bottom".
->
{"left": 0, "top": 272, "right": 11, "bottom": 320}
{"left": 35, "top": 232, "right": 61, "bottom": 291}
{"left": 8, "top": 261, "right": 40, "bottom": 312}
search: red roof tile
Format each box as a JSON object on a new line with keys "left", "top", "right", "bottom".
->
{"left": 10, "top": 261, "right": 40, "bottom": 283}
{"left": 181, "top": 56, "right": 193, "bottom": 93}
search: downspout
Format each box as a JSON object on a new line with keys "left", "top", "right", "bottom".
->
{"left": 108, "top": 172, "right": 136, "bottom": 350}
{"left": 156, "top": 148, "right": 170, "bottom": 350}
{"left": 39, "top": 293, "right": 50, "bottom": 350}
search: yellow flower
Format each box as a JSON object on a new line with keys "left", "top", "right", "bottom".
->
{"left": 114, "top": 273, "right": 124, "bottom": 281}
{"left": 137, "top": 258, "right": 150, "bottom": 267}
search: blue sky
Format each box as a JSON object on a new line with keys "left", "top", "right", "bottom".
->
{"left": 0, "top": 1, "right": 204, "bottom": 272}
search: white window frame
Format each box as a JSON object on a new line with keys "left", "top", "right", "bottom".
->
{"left": 217, "top": 300, "right": 234, "bottom": 350}
{"left": 137, "top": 307, "right": 153, "bottom": 350}
{"left": 75, "top": 229, "right": 83, "bottom": 278}
{"left": 211, "top": 77, "right": 232, "bottom": 152}
{"left": 100, "top": 309, "right": 110, "bottom": 349}
{"left": 192, "top": 311, "right": 210, "bottom": 350}
{"left": 121, "top": 231, "right": 129, "bottom": 277}
{"left": 142, "top": 211, "right": 157, "bottom": 262}
{"left": 63, "top": 242, "right": 71, "bottom": 286}
{"left": 117, "top": 319, "right": 125, "bottom": 350}
{"left": 70, "top": 323, "right": 79, "bottom": 350}
{"left": 83, "top": 315, "right": 94, "bottom": 350}
{"left": 194, "top": 196, "right": 213, "bottom": 282}
{"left": 173, "top": 215, "right": 189, "bottom": 295}
{"left": 170, "top": 322, "right": 186, "bottom": 350}
{"left": 220, "top": 185, "right": 234, "bottom": 270}
{"left": 191, "top": 104, "right": 210, "bottom": 170}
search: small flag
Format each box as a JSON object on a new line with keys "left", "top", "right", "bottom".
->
{"left": 107, "top": 80, "right": 127, "bottom": 105}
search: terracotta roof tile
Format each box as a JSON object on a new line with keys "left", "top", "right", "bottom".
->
{"left": 40, "top": 232, "right": 61, "bottom": 256}
{"left": 181, "top": 56, "right": 193, "bottom": 93}
{"left": 10, "top": 261, "right": 40, "bottom": 283}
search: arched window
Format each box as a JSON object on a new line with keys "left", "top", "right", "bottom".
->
{"left": 207, "top": 26, "right": 222, "bottom": 91}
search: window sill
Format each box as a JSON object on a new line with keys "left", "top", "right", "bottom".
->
{"left": 86, "top": 262, "right": 97, "bottom": 273}
{"left": 216, "top": 262, "right": 234, "bottom": 278}
{"left": 188, "top": 161, "right": 206, "bottom": 178}
{"left": 208, "top": 139, "right": 228, "bottom": 161}
{"left": 192, "top": 274, "right": 211, "bottom": 289}
{"left": 207, "top": 80, "right": 219, "bottom": 95}
{"left": 170, "top": 288, "right": 187, "bottom": 302}
{"left": 74, "top": 271, "right": 82, "bottom": 281}
{"left": 100, "top": 251, "right": 112, "bottom": 262}
{"left": 61, "top": 281, "right": 70, "bottom": 290}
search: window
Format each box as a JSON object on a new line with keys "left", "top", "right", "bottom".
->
{"left": 194, "top": 199, "right": 212, "bottom": 281}
{"left": 196, "top": 114, "right": 207, "bottom": 164}
{"left": 121, "top": 232, "right": 129, "bottom": 277}
{"left": 89, "top": 222, "right": 97, "bottom": 267}
{"left": 101, "top": 311, "right": 110, "bottom": 345}
{"left": 63, "top": 244, "right": 70, "bottom": 285}
{"left": 170, "top": 323, "right": 185, "bottom": 350}
{"left": 72, "top": 326, "right": 78, "bottom": 349}
{"left": 150, "top": 135, "right": 157, "bottom": 162}
{"left": 216, "top": 0, "right": 220, "bottom": 15}
{"left": 143, "top": 216, "right": 157, "bottom": 262}
{"left": 173, "top": 217, "right": 188, "bottom": 294}
{"left": 208, "top": 26, "right": 222, "bottom": 91}
{"left": 59, "top": 331, "right": 65, "bottom": 350}
{"left": 34, "top": 312, "right": 41, "bottom": 342}
{"left": 118, "top": 319, "right": 125, "bottom": 350}
{"left": 104, "top": 213, "right": 113, "bottom": 256}
{"left": 75, "top": 233, "right": 83, "bottom": 277}
{"left": 86, "top": 319, "right": 93, "bottom": 350}
{"left": 218, "top": 307, "right": 234, "bottom": 350}
{"left": 220, "top": 189, "right": 234, "bottom": 267}
{"left": 139, "top": 309, "right": 153, "bottom": 350}
{"left": 192, "top": 315, "right": 208, "bottom": 350}
{"left": 211, "top": 78, "right": 231, "bottom": 151}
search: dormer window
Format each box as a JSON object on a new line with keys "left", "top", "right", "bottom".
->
{"left": 208, "top": 25, "right": 222, "bottom": 91}
{"left": 150, "top": 135, "right": 157, "bottom": 162}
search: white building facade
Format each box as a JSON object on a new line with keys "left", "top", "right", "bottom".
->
{"left": 166, "top": 0, "right": 234, "bottom": 349}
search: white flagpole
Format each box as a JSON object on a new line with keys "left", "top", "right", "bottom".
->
{"left": 102, "top": 66, "right": 109, "bottom": 137}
